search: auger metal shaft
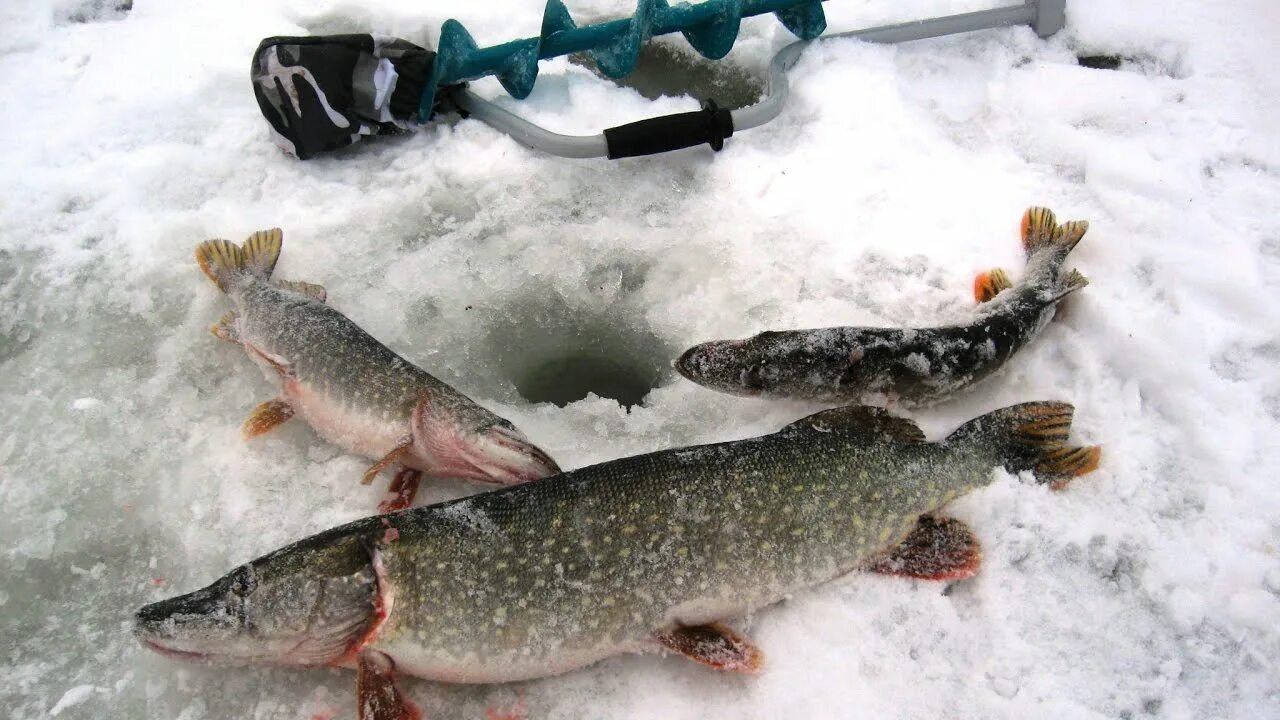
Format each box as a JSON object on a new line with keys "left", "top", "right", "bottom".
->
{"left": 419, "top": 0, "right": 828, "bottom": 121}
{"left": 444, "top": 0, "right": 1067, "bottom": 158}
{"left": 735, "top": 0, "right": 1066, "bottom": 132}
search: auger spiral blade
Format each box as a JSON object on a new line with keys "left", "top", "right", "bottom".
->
{"left": 418, "top": 0, "right": 829, "bottom": 121}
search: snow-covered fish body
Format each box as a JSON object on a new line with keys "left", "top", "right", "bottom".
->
{"left": 136, "top": 401, "right": 1100, "bottom": 718}
{"left": 675, "top": 207, "right": 1091, "bottom": 406}
{"left": 195, "top": 230, "right": 559, "bottom": 511}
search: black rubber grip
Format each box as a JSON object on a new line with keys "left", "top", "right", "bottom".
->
{"left": 604, "top": 100, "right": 733, "bottom": 159}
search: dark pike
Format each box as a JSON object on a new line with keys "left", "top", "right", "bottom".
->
{"left": 137, "top": 401, "right": 1100, "bottom": 718}
{"left": 675, "top": 207, "right": 1091, "bottom": 406}
{"left": 195, "top": 229, "right": 559, "bottom": 511}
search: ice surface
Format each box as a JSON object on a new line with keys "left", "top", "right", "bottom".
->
{"left": 2, "top": 0, "right": 1278, "bottom": 718}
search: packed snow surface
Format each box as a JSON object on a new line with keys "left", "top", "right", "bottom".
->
{"left": 2, "top": 0, "right": 1278, "bottom": 718}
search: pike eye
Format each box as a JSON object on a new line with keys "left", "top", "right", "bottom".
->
{"left": 229, "top": 566, "right": 257, "bottom": 598}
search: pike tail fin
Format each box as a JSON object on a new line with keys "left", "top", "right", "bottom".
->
{"left": 242, "top": 228, "right": 282, "bottom": 277}
{"left": 194, "top": 228, "right": 282, "bottom": 293}
{"left": 1020, "top": 207, "right": 1089, "bottom": 257}
{"left": 195, "top": 239, "right": 246, "bottom": 293}
{"left": 946, "top": 402, "right": 1101, "bottom": 489}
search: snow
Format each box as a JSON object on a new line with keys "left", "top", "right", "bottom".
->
{"left": 1, "top": 0, "right": 1278, "bottom": 718}
{"left": 49, "top": 684, "right": 99, "bottom": 716}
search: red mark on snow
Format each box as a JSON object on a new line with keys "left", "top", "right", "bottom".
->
{"left": 486, "top": 690, "right": 528, "bottom": 720}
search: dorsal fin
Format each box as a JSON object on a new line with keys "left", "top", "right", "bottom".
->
{"left": 783, "top": 406, "right": 926, "bottom": 444}
{"left": 276, "top": 279, "right": 327, "bottom": 302}
{"left": 973, "top": 267, "right": 1014, "bottom": 303}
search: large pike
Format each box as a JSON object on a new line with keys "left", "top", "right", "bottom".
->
{"left": 675, "top": 207, "right": 1091, "bottom": 406}
{"left": 195, "top": 229, "right": 559, "bottom": 511}
{"left": 137, "top": 401, "right": 1100, "bottom": 718}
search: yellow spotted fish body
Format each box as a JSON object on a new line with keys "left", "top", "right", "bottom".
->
{"left": 137, "top": 402, "right": 1099, "bottom": 690}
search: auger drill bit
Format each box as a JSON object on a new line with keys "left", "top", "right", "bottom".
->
{"left": 421, "top": 0, "right": 828, "bottom": 121}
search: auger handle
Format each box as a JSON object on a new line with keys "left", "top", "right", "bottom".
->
{"left": 603, "top": 101, "right": 734, "bottom": 158}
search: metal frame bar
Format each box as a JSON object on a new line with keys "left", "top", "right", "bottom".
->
{"left": 453, "top": 0, "right": 1066, "bottom": 157}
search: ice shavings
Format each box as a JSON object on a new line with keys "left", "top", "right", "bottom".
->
{"left": 49, "top": 685, "right": 100, "bottom": 716}
{"left": 0, "top": 0, "right": 1278, "bottom": 718}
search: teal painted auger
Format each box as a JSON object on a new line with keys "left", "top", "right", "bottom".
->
{"left": 252, "top": 1, "right": 1067, "bottom": 158}
{"left": 419, "top": 0, "right": 829, "bottom": 121}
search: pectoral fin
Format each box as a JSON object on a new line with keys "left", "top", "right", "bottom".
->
{"left": 655, "top": 622, "right": 764, "bottom": 673}
{"left": 868, "top": 516, "right": 981, "bottom": 581}
{"left": 243, "top": 341, "right": 293, "bottom": 378}
{"left": 378, "top": 468, "right": 422, "bottom": 513}
{"left": 362, "top": 439, "right": 413, "bottom": 486}
{"left": 356, "top": 649, "right": 422, "bottom": 720}
{"left": 241, "top": 399, "right": 295, "bottom": 439}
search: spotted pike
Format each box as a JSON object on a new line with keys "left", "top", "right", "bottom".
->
{"left": 136, "top": 401, "right": 1100, "bottom": 718}
{"left": 675, "top": 207, "right": 1091, "bottom": 406}
{"left": 194, "top": 229, "right": 559, "bottom": 511}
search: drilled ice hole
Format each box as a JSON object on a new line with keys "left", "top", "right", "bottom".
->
{"left": 570, "top": 41, "right": 764, "bottom": 109}
{"left": 485, "top": 292, "right": 674, "bottom": 409}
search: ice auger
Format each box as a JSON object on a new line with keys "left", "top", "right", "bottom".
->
{"left": 252, "top": 1, "right": 1066, "bottom": 160}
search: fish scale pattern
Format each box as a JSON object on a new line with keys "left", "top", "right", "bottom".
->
{"left": 419, "top": 0, "right": 827, "bottom": 120}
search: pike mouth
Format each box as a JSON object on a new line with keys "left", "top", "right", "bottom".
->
{"left": 674, "top": 343, "right": 723, "bottom": 384}
{"left": 134, "top": 590, "right": 242, "bottom": 664}
{"left": 674, "top": 341, "right": 761, "bottom": 395}
{"left": 141, "top": 639, "right": 212, "bottom": 663}
{"left": 463, "top": 425, "right": 561, "bottom": 485}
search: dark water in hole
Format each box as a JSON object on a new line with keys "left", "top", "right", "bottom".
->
{"left": 481, "top": 263, "right": 680, "bottom": 409}
{"left": 571, "top": 42, "right": 764, "bottom": 109}
{"left": 483, "top": 287, "right": 676, "bottom": 410}
{"left": 518, "top": 354, "right": 658, "bottom": 408}
{"left": 1077, "top": 54, "right": 1124, "bottom": 70}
